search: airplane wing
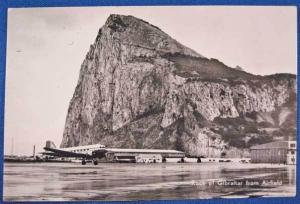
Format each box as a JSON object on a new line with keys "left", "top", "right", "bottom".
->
{"left": 43, "top": 147, "right": 91, "bottom": 158}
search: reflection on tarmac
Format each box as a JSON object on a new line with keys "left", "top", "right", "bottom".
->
{"left": 3, "top": 162, "right": 296, "bottom": 201}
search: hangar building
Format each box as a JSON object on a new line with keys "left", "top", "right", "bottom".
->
{"left": 250, "top": 141, "right": 296, "bottom": 165}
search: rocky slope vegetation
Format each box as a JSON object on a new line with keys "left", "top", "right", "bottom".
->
{"left": 60, "top": 14, "right": 296, "bottom": 157}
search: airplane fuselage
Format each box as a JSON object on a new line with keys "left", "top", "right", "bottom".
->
{"left": 61, "top": 144, "right": 106, "bottom": 155}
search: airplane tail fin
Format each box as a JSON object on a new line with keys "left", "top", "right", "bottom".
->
{"left": 45, "top": 140, "right": 56, "bottom": 149}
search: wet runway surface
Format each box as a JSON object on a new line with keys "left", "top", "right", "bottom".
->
{"left": 3, "top": 162, "right": 296, "bottom": 201}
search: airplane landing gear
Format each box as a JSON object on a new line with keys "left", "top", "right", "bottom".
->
{"left": 81, "top": 159, "right": 86, "bottom": 165}
{"left": 93, "top": 160, "right": 98, "bottom": 165}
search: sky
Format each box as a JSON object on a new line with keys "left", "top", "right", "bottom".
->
{"left": 5, "top": 6, "right": 297, "bottom": 155}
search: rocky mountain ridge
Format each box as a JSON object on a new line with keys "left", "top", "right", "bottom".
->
{"left": 60, "top": 14, "right": 296, "bottom": 157}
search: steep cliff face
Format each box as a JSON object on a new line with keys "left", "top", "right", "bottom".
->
{"left": 61, "top": 14, "right": 296, "bottom": 157}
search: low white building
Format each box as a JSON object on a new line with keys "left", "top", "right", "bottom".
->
{"left": 135, "top": 154, "right": 162, "bottom": 163}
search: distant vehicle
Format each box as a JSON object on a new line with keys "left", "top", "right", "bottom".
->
{"left": 42, "top": 140, "right": 185, "bottom": 165}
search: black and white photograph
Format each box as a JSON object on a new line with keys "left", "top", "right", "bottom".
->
{"left": 3, "top": 6, "right": 297, "bottom": 201}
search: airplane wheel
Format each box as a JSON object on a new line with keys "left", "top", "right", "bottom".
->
{"left": 82, "top": 160, "right": 86, "bottom": 165}
{"left": 93, "top": 160, "right": 98, "bottom": 165}
{"left": 181, "top": 158, "right": 185, "bottom": 163}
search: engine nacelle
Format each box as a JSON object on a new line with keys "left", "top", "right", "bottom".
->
{"left": 92, "top": 149, "right": 108, "bottom": 159}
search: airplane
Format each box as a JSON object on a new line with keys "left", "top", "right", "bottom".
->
{"left": 42, "top": 140, "right": 185, "bottom": 165}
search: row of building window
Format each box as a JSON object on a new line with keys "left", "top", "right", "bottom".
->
{"left": 71, "top": 148, "right": 96, "bottom": 153}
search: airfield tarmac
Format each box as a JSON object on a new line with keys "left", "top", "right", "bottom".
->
{"left": 3, "top": 162, "right": 296, "bottom": 201}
